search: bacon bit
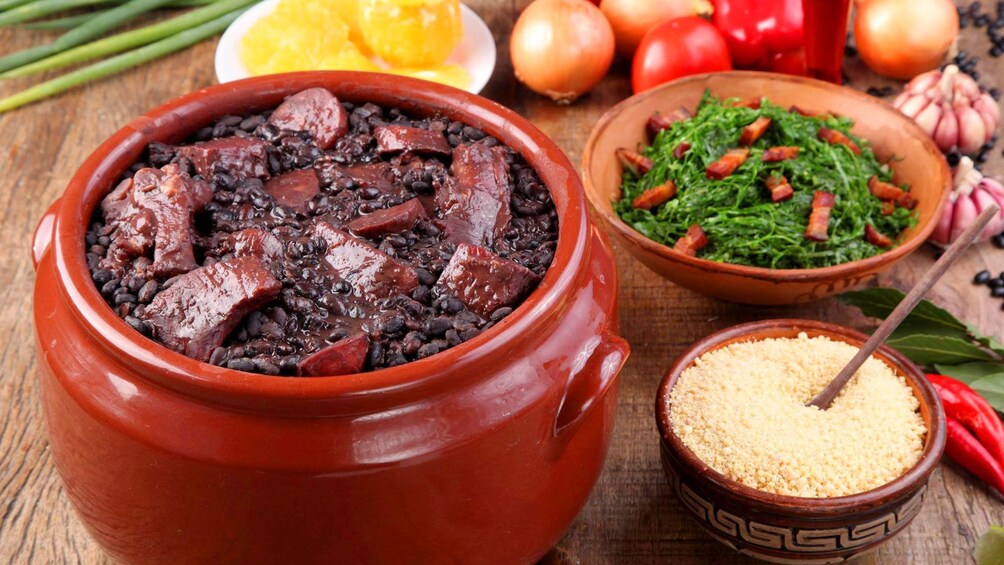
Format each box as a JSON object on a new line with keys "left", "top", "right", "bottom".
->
{"left": 733, "top": 98, "right": 762, "bottom": 109}
{"left": 645, "top": 107, "right": 692, "bottom": 139}
{"left": 864, "top": 224, "right": 893, "bottom": 247}
{"left": 615, "top": 148, "right": 654, "bottom": 176}
{"left": 739, "top": 117, "right": 772, "bottom": 146}
{"left": 765, "top": 174, "right": 794, "bottom": 203}
{"left": 674, "top": 224, "right": 708, "bottom": 256}
{"left": 868, "top": 176, "right": 918, "bottom": 210}
{"left": 817, "top": 127, "right": 861, "bottom": 155}
{"left": 673, "top": 141, "right": 691, "bottom": 159}
{"left": 706, "top": 148, "right": 750, "bottom": 180}
{"left": 881, "top": 201, "right": 896, "bottom": 216}
{"left": 762, "top": 146, "right": 800, "bottom": 162}
{"left": 789, "top": 106, "right": 834, "bottom": 119}
{"left": 805, "top": 191, "right": 836, "bottom": 242}
{"left": 632, "top": 180, "right": 677, "bottom": 210}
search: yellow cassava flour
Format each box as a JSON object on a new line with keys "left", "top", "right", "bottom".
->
{"left": 668, "top": 332, "right": 927, "bottom": 498}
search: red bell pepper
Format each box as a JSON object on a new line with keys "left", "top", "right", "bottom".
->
{"left": 712, "top": 0, "right": 805, "bottom": 75}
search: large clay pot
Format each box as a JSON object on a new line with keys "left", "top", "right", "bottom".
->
{"left": 31, "top": 72, "right": 628, "bottom": 565}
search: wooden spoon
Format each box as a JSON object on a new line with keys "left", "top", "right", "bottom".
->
{"left": 809, "top": 203, "right": 1001, "bottom": 410}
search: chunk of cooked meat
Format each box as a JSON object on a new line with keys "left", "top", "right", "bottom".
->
{"left": 434, "top": 243, "right": 540, "bottom": 317}
{"left": 375, "top": 125, "right": 451, "bottom": 155}
{"left": 805, "top": 191, "right": 836, "bottom": 242}
{"left": 673, "top": 224, "right": 708, "bottom": 256}
{"left": 313, "top": 222, "right": 419, "bottom": 300}
{"left": 436, "top": 143, "right": 513, "bottom": 247}
{"left": 176, "top": 137, "right": 271, "bottom": 181}
{"left": 142, "top": 256, "right": 282, "bottom": 361}
{"left": 267, "top": 87, "right": 348, "bottom": 149}
{"left": 632, "top": 181, "right": 677, "bottom": 210}
{"left": 739, "top": 117, "right": 771, "bottom": 146}
{"left": 101, "top": 164, "right": 213, "bottom": 277}
{"left": 706, "top": 148, "right": 750, "bottom": 180}
{"left": 297, "top": 332, "right": 370, "bottom": 376}
{"left": 761, "top": 146, "right": 800, "bottom": 163}
{"left": 263, "top": 168, "right": 320, "bottom": 211}
{"left": 347, "top": 198, "right": 428, "bottom": 238}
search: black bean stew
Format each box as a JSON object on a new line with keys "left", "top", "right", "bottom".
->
{"left": 85, "top": 88, "right": 558, "bottom": 376}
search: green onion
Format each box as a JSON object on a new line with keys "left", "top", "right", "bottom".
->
{"left": 0, "top": 0, "right": 177, "bottom": 72}
{"left": 0, "top": 9, "right": 245, "bottom": 113}
{"left": 2, "top": 0, "right": 254, "bottom": 78}
{"left": 0, "top": 0, "right": 108, "bottom": 26}
{"left": 19, "top": 13, "right": 94, "bottom": 29}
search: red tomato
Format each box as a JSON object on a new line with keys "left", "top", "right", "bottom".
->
{"left": 631, "top": 17, "right": 732, "bottom": 93}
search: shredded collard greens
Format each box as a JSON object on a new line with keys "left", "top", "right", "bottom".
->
{"left": 615, "top": 92, "right": 916, "bottom": 269}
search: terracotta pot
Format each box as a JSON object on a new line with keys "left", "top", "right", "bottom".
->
{"left": 582, "top": 71, "right": 952, "bottom": 305}
{"left": 656, "top": 319, "right": 946, "bottom": 563}
{"left": 31, "top": 72, "right": 628, "bottom": 565}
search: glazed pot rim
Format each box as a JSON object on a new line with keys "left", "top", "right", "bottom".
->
{"left": 582, "top": 71, "right": 951, "bottom": 284}
{"left": 48, "top": 71, "right": 590, "bottom": 408}
{"left": 655, "top": 318, "right": 947, "bottom": 513}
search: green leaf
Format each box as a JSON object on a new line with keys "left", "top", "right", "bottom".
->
{"left": 889, "top": 319, "right": 972, "bottom": 342}
{"left": 884, "top": 334, "right": 995, "bottom": 366}
{"left": 969, "top": 324, "right": 1004, "bottom": 356}
{"left": 934, "top": 362, "right": 1004, "bottom": 386}
{"left": 971, "top": 375, "right": 1004, "bottom": 415}
{"left": 976, "top": 525, "right": 1004, "bottom": 565}
{"left": 838, "top": 288, "right": 967, "bottom": 332}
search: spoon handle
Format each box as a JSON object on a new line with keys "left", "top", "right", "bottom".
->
{"left": 808, "top": 203, "right": 1001, "bottom": 410}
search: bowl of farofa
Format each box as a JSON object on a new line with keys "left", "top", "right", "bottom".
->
{"left": 655, "top": 319, "right": 946, "bottom": 564}
{"left": 582, "top": 71, "right": 951, "bottom": 305}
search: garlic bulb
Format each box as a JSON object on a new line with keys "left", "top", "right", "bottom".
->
{"left": 930, "top": 157, "right": 1004, "bottom": 245}
{"left": 892, "top": 65, "right": 999, "bottom": 155}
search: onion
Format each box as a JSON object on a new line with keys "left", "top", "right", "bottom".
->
{"left": 510, "top": 0, "right": 615, "bottom": 104}
{"left": 854, "top": 0, "right": 958, "bottom": 80}
{"left": 600, "top": 0, "right": 709, "bottom": 59}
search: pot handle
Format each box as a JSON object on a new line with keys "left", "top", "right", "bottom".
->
{"left": 553, "top": 331, "right": 629, "bottom": 440}
{"left": 32, "top": 198, "right": 61, "bottom": 272}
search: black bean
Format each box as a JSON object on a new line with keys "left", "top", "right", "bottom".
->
{"left": 137, "top": 280, "right": 158, "bottom": 303}
{"left": 993, "top": 286, "right": 1004, "bottom": 297}
{"left": 993, "top": 233, "right": 1004, "bottom": 248}
{"left": 490, "top": 307, "right": 513, "bottom": 322}
{"left": 124, "top": 315, "right": 147, "bottom": 335}
{"left": 92, "top": 269, "right": 113, "bottom": 285}
{"left": 226, "top": 358, "right": 257, "bottom": 372}
{"left": 975, "top": 270, "right": 992, "bottom": 285}
{"left": 417, "top": 343, "right": 439, "bottom": 359}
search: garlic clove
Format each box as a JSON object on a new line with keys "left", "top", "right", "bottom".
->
{"left": 975, "top": 93, "right": 1000, "bottom": 126}
{"left": 972, "top": 189, "right": 1004, "bottom": 240}
{"left": 906, "top": 69, "right": 940, "bottom": 94}
{"left": 931, "top": 197, "right": 953, "bottom": 244}
{"left": 914, "top": 101, "right": 943, "bottom": 134}
{"left": 892, "top": 91, "right": 910, "bottom": 109}
{"left": 949, "top": 192, "right": 979, "bottom": 243}
{"left": 956, "top": 104, "right": 987, "bottom": 155}
{"left": 933, "top": 104, "right": 958, "bottom": 152}
{"left": 898, "top": 94, "right": 931, "bottom": 120}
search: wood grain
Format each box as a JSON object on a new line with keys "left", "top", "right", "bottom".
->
{"left": 1, "top": 2, "right": 1002, "bottom": 563}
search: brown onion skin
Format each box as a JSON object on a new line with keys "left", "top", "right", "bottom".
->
{"left": 600, "top": 0, "right": 703, "bottom": 59}
{"left": 510, "top": 0, "right": 615, "bottom": 104}
{"left": 854, "top": 0, "right": 959, "bottom": 80}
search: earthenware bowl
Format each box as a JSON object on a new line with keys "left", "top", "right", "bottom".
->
{"left": 582, "top": 71, "right": 952, "bottom": 305}
{"left": 31, "top": 71, "right": 628, "bottom": 564}
{"left": 656, "top": 319, "right": 946, "bottom": 563}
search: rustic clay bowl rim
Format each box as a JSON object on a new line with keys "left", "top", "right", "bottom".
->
{"left": 582, "top": 71, "right": 952, "bottom": 285}
{"left": 655, "top": 318, "right": 947, "bottom": 513}
{"left": 49, "top": 71, "right": 591, "bottom": 410}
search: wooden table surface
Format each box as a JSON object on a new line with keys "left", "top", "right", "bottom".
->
{"left": 1, "top": 2, "right": 1002, "bottom": 563}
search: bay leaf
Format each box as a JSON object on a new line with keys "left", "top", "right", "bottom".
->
{"left": 934, "top": 362, "right": 1004, "bottom": 386}
{"left": 838, "top": 288, "right": 966, "bottom": 332}
{"left": 970, "top": 375, "right": 1004, "bottom": 414}
{"left": 884, "top": 334, "right": 995, "bottom": 366}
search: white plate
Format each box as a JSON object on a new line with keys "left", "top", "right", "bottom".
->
{"left": 215, "top": 0, "right": 496, "bottom": 94}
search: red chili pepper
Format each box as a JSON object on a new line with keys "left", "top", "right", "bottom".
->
{"left": 712, "top": 0, "right": 805, "bottom": 75}
{"left": 927, "top": 374, "right": 1004, "bottom": 464}
{"left": 944, "top": 416, "right": 1004, "bottom": 496}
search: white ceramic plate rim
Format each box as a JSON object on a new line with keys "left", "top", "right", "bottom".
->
{"left": 214, "top": 0, "right": 496, "bottom": 95}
